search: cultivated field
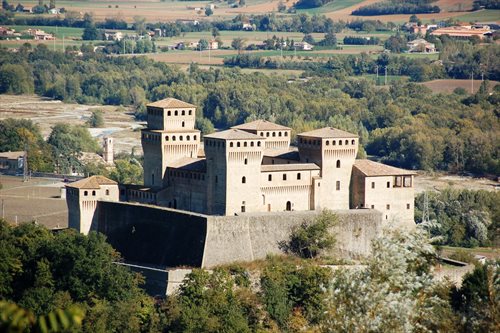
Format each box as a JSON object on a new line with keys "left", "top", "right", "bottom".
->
{"left": 421, "top": 79, "right": 500, "bottom": 94}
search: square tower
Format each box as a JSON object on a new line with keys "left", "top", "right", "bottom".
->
{"left": 142, "top": 98, "right": 200, "bottom": 188}
{"left": 297, "top": 127, "right": 358, "bottom": 210}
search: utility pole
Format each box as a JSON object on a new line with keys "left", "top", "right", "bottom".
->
{"left": 1, "top": 199, "right": 4, "bottom": 219}
{"left": 62, "top": 34, "right": 65, "bottom": 52}
{"left": 384, "top": 66, "right": 388, "bottom": 85}
{"left": 471, "top": 71, "right": 474, "bottom": 93}
{"left": 375, "top": 65, "right": 379, "bottom": 85}
{"left": 23, "top": 144, "right": 28, "bottom": 183}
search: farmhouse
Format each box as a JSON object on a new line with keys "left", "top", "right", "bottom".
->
{"left": 294, "top": 41, "right": 314, "bottom": 51}
{"left": 104, "top": 31, "right": 123, "bottom": 41}
{"left": 407, "top": 39, "right": 436, "bottom": 53}
{"left": 0, "top": 151, "right": 25, "bottom": 173}
{"left": 67, "top": 98, "right": 416, "bottom": 237}
{"left": 431, "top": 25, "right": 493, "bottom": 40}
{"left": 208, "top": 40, "right": 219, "bottom": 50}
{"left": 26, "top": 29, "right": 55, "bottom": 41}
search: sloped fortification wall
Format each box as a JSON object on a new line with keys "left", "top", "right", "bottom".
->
{"left": 97, "top": 201, "right": 208, "bottom": 267}
{"left": 97, "top": 201, "right": 382, "bottom": 269}
{"left": 202, "top": 209, "right": 382, "bottom": 268}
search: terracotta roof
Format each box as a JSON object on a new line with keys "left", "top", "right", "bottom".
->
{"left": 261, "top": 163, "right": 320, "bottom": 172}
{"left": 353, "top": 159, "right": 416, "bottom": 177}
{"left": 147, "top": 98, "right": 196, "bottom": 109}
{"left": 0, "top": 151, "right": 24, "bottom": 159}
{"left": 232, "top": 120, "right": 291, "bottom": 131}
{"left": 299, "top": 127, "right": 358, "bottom": 138}
{"left": 204, "top": 129, "right": 263, "bottom": 140}
{"left": 263, "top": 148, "right": 300, "bottom": 161}
{"left": 66, "top": 175, "right": 117, "bottom": 189}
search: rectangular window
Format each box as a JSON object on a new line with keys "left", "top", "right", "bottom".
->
{"left": 283, "top": 174, "right": 287, "bottom": 181}
{"left": 394, "top": 176, "right": 402, "bottom": 187}
{"left": 407, "top": 203, "right": 411, "bottom": 209}
{"left": 387, "top": 181, "right": 390, "bottom": 188}
{"left": 403, "top": 176, "right": 412, "bottom": 187}
{"left": 241, "top": 206, "right": 245, "bottom": 213}
{"left": 371, "top": 182, "right": 375, "bottom": 189}
{"left": 297, "top": 173, "right": 301, "bottom": 180}
{"left": 371, "top": 205, "right": 374, "bottom": 209}
{"left": 268, "top": 174, "right": 272, "bottom": 181}
{"left": 336, "top": 181, "right": 340, "bottom": 191}
{"left": 386, "top": 204, "right": 390, "bottom": 210}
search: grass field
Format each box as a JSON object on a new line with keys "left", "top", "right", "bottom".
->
{"left": 296, "top": 0, "right": 366, "bottom": 14}
{"left": 420, "top": 79, "right": 500, "bottom": 94}
{"left": 455, "top": 9, "right": 500, "bottom": 22}
{"left": 8, "top": 25, "right": 84, "bottom": 38}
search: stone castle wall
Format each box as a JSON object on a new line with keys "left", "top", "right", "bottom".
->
{"left": 97, "top": 201, "right": 382, "bottom": 268}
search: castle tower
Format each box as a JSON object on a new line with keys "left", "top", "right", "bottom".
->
{"left": 297, "top": 128, "right": 358, "bottom": 210}
{"left": 142, "top": 98, "right": 200, "bottom": 188}
{"left": 103, "top": 137, "right": 114, "bottom": 164}
{"left": 204, "top": 129, "right": 265, "bottom": 215}
{"left": 66, "top": 176, "right": 119, "bottom": 235}
{"left": 232, "top": 120, "right": 291, "bottom": 151}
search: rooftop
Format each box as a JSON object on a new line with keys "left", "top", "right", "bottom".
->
{"left": 0, "top": 151, "right": 24, "bottom": 159}
{"left": 204, "top": 129, "right": 263, "bottom": 140}
{"left": 299, "top": 127, "right": 358, "bottom": 138}
{"left": 169, "top": 157, "right": 206, "bottom": 172}
{"left": 261, "top": 163, "right": 320, "bottom": 172}
{"left": 232, "top": 120, "right": 291, "bottom": 132}
{"left": 147, "top": 98, "right": 196, "bottom": 109}
{"left": 66, "top": 175, "right": 117, "bottom": 189}
{"left": 353, "top": 159, "right": 416, "bottom": 177}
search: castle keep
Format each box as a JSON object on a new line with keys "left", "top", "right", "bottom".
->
{"left": 67, "top": 97, "right": 416, "bottom": 237}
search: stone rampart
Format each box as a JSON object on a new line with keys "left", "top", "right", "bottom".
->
{"left": 97, "top": 201, "right": 382, "bottom": 269}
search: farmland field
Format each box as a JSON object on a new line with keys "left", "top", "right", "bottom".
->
{"left": 420, "top": 79, "right": 500, "bottom": 94}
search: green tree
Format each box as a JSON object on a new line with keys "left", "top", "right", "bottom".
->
{"left": 0, "top": 64, "right": 34, "bottom": 94}
{"left": 205, "top": 7, "right": 213, "bottom": 16}
{"left": 87, "top": 109, "right": 104, "bottom": 128}
{"left": 231, "top": 37, "right": 246, "bottom": 54}
{"left": 109, "top": 159, "right": 143, "bottom": 184}
{"left": 198, "top": 38, "right": 208, "bottom": 51}
{"left": 82, "top": 25, "right": 99, "bottom": 40}
{"left": 280, "top": 210, "right": 337, "bottom": 258}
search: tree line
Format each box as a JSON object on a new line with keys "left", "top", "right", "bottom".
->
{"left": 352, "top": 0, "right": 441, "bottom": 16}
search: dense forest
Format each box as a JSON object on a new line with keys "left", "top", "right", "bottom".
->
{"left": 1, "top": 219, "right": 498, "bottom": 332}
{"left": 352, "top": 0, "right": 441, "bottom": 16}
{"left": 294, "top": 0, "right": 334, "bottom": 9}
{"left": 0, "top": 45, "right": 498, "bottom": 175}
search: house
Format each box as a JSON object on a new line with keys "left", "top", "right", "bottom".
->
{"left": 22, "top": 6, "right": 33, "bottom": 13}
{"left": 187, "top": 41, "right": 199, "bottom": 49}
{"left": 409, "top": 24, "right": 427, "bottom": 35}
{"left": 26, "top": 29, "right": 56, "bottom": 41}
{"left": 48, "top": 8, "right": 60, "bottom": 14}
{"left": 174, "top": 42, "right": 185, "bottom": 50}
{"left": 153, "top": 28, "right": 162, "bottom": 37}
{"left": 294, "top": 41, "right": 314, "bottom": 51}
{"left": 104, "top": 31, "right": 123, "bottom": 41}
{"left": 177, "top": 19, "right": 199, "bottom": 26}
{"left": 0, "top": 151, "right": 25, "bottom": 174}
{"left": 242, "top": 23, "right": 254, "bottom": 31}
{"left": 431, "top": 25, "right": 493, "bottom": 40}
{"left": 208, "top": 40, "right": 218, "bottom": 50}
{"left": 407, "top": 38, "right": 436, "bottom": 53}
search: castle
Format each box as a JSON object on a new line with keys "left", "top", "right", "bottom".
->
{"left": 67, "top": 98, "right": 416, "bottom": 236}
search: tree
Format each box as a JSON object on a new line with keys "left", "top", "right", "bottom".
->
{"left": 49, "top": 0, "right": 55, "bottom": 9}
{"left": 198, "top": 38, "right": 208, "bottom": 51}
{"left": 0, "top": 64, "right": 34, "bottom": 94}
{"left": 109, "top": 159, "right": 143, "bottom": 184}
{"left": 82, "top": 25, "right": 99, "bottom": 40}
{"left": 133, "top": 16, "right": 146, "bottom": 36}
{"left": 318, "top": 32, "right": 337, "bottom": 47}
{"left": 231, "top": 37, "right": 246, "bottom": 54}
{"left": 211, "top": 27, "right": 219, "bottom": 39}
{"left": 280, "top": 210, "right": 337, "bottom": 258}
{"left": 205, "top": 7, "right": 213, "bottom": 16}
{"left": 87, "top": 109, "right": 104, "bottom": 128}
{"left": 277, "top": 1, "right": 287, "bottom": 12}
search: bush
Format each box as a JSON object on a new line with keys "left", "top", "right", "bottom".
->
{"left": 280, "top": 210, "right": 337, "bottom": 258}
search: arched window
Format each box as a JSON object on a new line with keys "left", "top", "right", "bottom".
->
{"left": 174, "top": 110, "right": 178, "bottom": 116}
{"left": 332, "top": 140, "right": 336, "bottom": 145}
{"left": 266, "top": 132, "right": 270, "bottom": 137}
{"left": 237, "top": 142, "right": 241, "bottom": 147}
{"left": 244, "top": 158, "right": 248, "bottom": 165}
{"left": 181, "top": 110, "right": 185, "bottom": 116}
{"left": 284, "top": 132, "right": 288, "bottom": 137}
{"left": 260, "top": 132, "right": 264, "bottom": 136}
{"left": 182, "top": 121, "right": 185, "bottom": 127}
{"left": 106, "top": 189, "right": 110, "bottom": 195}
{"left": 297, "top": 173, "right": 301, "bottom": 180}
{"left": 244, "top": 142, "right": 247, "bottom": 147}
{"left": 167, "top": 111, "right": 171, "bottom": 116}
{"left": 326, "top": 140, "right": 330, "bottom": 146}
{"left": 165, "top": 135, "right": 169, "bottom": 141}
{"left": 84, "top": 191, "right": 88, "bottom": 196}
{"left": 268, "top": 174, "right": 272, "bottom": 181}
{"left": 230, "top": 142, "right": 234, "bottom": 147}
{"left": 92, "top": 190, "right": 96, "bottom": 196}
{"left": 189, "top": 110, "right": 192, "bottom": 115}
{"left": 257, "top": 141, "right": 261, "bottom": 147}
{"left": 336, "top": 160, "right": 341, "bottom": 168}
{"left": 352, "top": 139, "right": 355, "bottom": 145}
{"left": 179, "top": 136, "right": 183, "bottom": 141}
{"left": 272, "top": 132, "right": 276, "bottom": 137}
{"left": 345, "top": 140, "right": 348, "bottom": 145}
{"left": 172, "top": 136, "right": 176, "bottom": 141}
{"left": 250, "top": 141, "right": 254, "bottom": 147}
{"left": 278, "top": 132, "right": 282, "bottom": 137}
{"left": 242, "top": 176, "right": 246, "bottom": 184}
{"left": 286, "top": 201, "right": 291, "bottom": 211}
{"left": 339, "top": 140, "right": 342, "bottom": 145}
{"left": 187, "top": 135, "right": 190, "bottom": 140}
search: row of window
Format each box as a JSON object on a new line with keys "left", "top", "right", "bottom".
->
{"left": 299, "top": 138, "right": 356, "bottom": 146}
{"left": 259, "top": 131, "right": 289, "bottom": 138}
{"left": 205, "top": 140, "right": 263, "bottom": 148}
{"left": 149, "top": 109, "right": 193, "bottom": 117}
{"left": 369, "top": 203, "right": 411, "bottom": 210}
{"left": 370, "top": 176, "right": 412, "bottom": 189}
{"left": 83, "top": 189, "right": 110, "bottom": 196}
{"left": 165, "top": 134, "right": 197, "bottom": 142}
{"left": 169, "top": 169, "right": 205, "bottom": 181}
